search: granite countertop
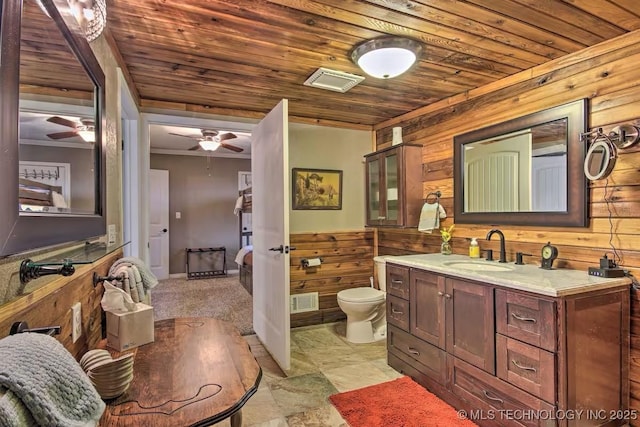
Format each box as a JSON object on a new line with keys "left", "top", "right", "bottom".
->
{"left": 384, "top": 253, "right": 631, "bottom": 297}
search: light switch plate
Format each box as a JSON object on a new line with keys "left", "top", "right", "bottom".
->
{"left": 108, "top": 224, "right": 116, "bottom": 244}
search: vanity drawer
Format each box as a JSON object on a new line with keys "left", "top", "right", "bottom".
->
{"left": 386, "top": 263, "right": 410, "bottom": 299}
{"left": 450, "top": 356, "right": 556, "bottom": 427}
{"left": 496, "top": 335, "right": 556, "bottom": 404}
{"left": 387, "top": 295, "right": 409, "bottom": 331}
{"left": 496, "top": 289, "right": 556, "bottom": 352}
{"left": 388, "top": 324, "right": 446, "bottom": 385}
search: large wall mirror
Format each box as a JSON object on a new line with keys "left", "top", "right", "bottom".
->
{"left": 453, "top": 99, "right": 588, "bottom": 227}
{"left": 0, "top": 0, "right": 106, "bottom": 256}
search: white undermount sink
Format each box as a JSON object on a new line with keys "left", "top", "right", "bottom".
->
{"left": 442, "top": 261, "right": 515, "bottom": 272}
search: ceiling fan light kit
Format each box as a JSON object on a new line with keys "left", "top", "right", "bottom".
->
{"left": 199, "top": 140, "right": 221, "bottom": 151}
{"left": 351, "top": 37, "right": 422, "bottom": 79}
{"left": 77, "top": 129, "right": 95, "bottom": 143}
{"left": 169, "top": 128, "right": 245, "bottom": 153}
{"left": 46, "top": 116, "right": 95, "bottom": 142}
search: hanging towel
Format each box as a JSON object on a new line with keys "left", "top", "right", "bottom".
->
{"left": 233, "top": 196, "right": 244, "bottom": 216}
{"left": 0, "top": 333, "right": 104, "bottom": 427}
{"left": 109, "top": 257, "right": 158, "bottom": 292}
{"left": 417, "top": 202, "right": 447, "bottom": 233}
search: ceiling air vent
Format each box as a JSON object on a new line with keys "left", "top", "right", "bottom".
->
{"left": 303, "top": 68, "right": 365, "bottom": 93}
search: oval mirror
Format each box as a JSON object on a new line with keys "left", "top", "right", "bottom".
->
{"left": 584, "top": 139, "right": 616, "bottom": 181}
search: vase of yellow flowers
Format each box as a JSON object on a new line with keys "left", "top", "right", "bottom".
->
{"left": 440, "top": 224, "right": 454, "bottom": 255}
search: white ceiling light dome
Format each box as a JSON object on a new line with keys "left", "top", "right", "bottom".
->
{"left": 351, "top": 37, "right": 422, "bottom": 79}
{"left": 199, "top": 139, "right": 221, "bottom": 151}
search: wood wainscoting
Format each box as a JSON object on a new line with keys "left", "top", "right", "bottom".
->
{"left": 289, "top": 231, "right": 374, "bottom": 328}
{"left": 0, "top": 250, "right": 122, "bottom": 360}
{"left": 375, "top": 30, "right": 640, "bottom": 425}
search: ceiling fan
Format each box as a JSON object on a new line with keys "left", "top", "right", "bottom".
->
{"left": 169, "top": 129, "right": 244, "bottom": 152}
{"left": 46, "top": 116, "right": 95, "bottom": 142}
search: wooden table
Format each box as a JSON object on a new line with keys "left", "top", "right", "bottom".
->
{"left": 99, "top": 318, "right": 261, "bottom": 427}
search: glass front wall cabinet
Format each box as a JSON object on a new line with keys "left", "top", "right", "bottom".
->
{"left": 364, "top": 143, "right": 422, "bottom": 227}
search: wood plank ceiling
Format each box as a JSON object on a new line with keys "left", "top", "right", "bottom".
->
{"left": 105, "top": 0, "right": 640, "bottom": 128}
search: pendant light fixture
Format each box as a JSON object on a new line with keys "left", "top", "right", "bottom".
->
{"left": 67, "top": 0, "right": 107, "bottom": 42}
{"left": 351, "top": 37, "right": 422, "bottom": 79}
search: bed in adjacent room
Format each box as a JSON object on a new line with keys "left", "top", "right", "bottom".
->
{"left": 235, "top": 187, "right": 253, "bottom": 295}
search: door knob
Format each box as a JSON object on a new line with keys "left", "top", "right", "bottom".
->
{"left": 162, "top": 228, "right": 167, "bottom": 233}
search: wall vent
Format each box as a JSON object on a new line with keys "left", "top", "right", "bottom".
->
{"left": 290, "top": 292, "right": 319, "bottom": 314}
{"left": 303, "top": 68, "right": 365, "bottom": 93}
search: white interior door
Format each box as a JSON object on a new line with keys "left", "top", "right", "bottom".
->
{"left": 251, "top": 100, "right": 291, "bottom": 370}
{"left": 149, "top": 169, "right": 169, "bottom": 279}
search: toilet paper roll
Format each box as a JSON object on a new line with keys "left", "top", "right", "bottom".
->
{"left": 304, "top": 258, "right": 322, "bottom": 267}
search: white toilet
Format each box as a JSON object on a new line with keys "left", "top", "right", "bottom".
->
{"left": 337, "top": 256, "right": 389, "bottom": 343}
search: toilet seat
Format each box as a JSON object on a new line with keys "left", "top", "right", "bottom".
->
{"left": 338, "top": 287, "right": 384, "bottom": 303}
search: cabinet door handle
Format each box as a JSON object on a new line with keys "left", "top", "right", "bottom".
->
{"left": 444, "top": 293, "right": 452, "bottom": 299}
{"left": 407, "top": 347, "right": 420, "bottom": 356}
{"left": 483, "top": 390, "right": 504, "bottom": 404}
{"left": 390, "top": 280, "right": 403, "bottom": 288}
{"left": 512, "top": 359, "right": 537, "bottom": 372}
{"left": 511, "top": 312, "right": 537, "bottom": 323}
{"left": 391, "top": 308, "right": 404, "bottom": 315}
{"left": 437, "top": 291, "right": 444, "bottom": 296}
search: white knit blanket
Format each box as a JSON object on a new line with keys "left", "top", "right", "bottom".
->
{"left": 0, "top": 333, "right": 104, "bottom": 427}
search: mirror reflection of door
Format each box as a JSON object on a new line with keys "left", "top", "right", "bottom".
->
{"left": 464, "top": 130, "right": 530, "bottom": 212}
{"left": 18, "top": 0, "right": 98, "bottom": 215}
{"left": 462, "top": 118, "right": 568, "bottom": 213}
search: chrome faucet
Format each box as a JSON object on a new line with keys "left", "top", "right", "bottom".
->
{"left": 486, "top": 229, "right": 507, "bottom": 263}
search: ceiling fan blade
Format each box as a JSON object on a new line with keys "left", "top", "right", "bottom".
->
{"left": 188, "top": 144, "right": 202, "bottom": 151}
{"left": 47, "top": 131, "right": 80, "bottom": 140}
{"left": 47, "top": 116, "right": 78, "bottom": 128}
{"left": 220, "top": 143, "right": 243, "bottom": 153}
{"left": 219, "top": 132, "right": 237, "bottom": 141}
{"left": 169, "top": 132, "right": 200, "bottom": 139}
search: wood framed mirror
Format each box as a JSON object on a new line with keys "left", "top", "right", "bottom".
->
{"left": 0, "top": 0, "right": 106, "bottom": 257}
{"left": 453, "top": 99, "right": 588, "bottom": 227}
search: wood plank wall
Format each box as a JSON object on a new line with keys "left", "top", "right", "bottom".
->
{"left": 289, "top": 231, "right": 374, "bottom": 327}
{"left": 374, "top": 30, "right": 640, "bottom": 423}
{"left": 0, "top": 251, "right": 121, "bottom": 360}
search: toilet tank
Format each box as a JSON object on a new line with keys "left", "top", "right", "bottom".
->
{"left": 373, "top": 256, "right": 389, "bottom": 292}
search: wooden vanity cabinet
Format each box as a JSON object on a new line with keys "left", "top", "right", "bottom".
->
{"left": 364, "top": 143, "right": 422, "bottom": 227}
{"left": 388, "top": 267, "right": 495, "bottom": 387}
{"left": 387, "top": 263, "right": 630, "bottom": 427}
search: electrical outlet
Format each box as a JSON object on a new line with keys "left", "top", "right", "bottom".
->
{"left": 71, "top": 302, "right": 82, "bottom": 343}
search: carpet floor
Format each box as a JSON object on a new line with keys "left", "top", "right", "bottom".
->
{"left": 150, "top": 275, "right": 254, "bottom": 336}
{"left": 329, "top": 376, "right": 478, "bottom": 427}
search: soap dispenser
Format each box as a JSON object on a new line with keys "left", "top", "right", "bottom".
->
{"left": 469, "top": 238, "right": 480, "bottom": 258}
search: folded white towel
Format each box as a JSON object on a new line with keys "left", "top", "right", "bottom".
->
{"left": 418, "top": 202, "right": 447, "bottom": 233}
{"left": 234, "top": 196, "right": 244, "bottom": 216}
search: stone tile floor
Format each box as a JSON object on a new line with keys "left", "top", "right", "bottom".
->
{"left": 215, "top": 321, "right": 402, "bottom": 426}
